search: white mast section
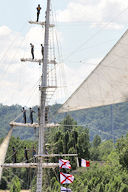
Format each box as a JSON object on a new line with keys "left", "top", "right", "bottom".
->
{"left": 36, "top": 0, "right": 51, "bottom": 191}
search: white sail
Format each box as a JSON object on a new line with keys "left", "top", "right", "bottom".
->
{"left": 0, "top": 127, "right": 13, "bottom": 181}
{"left": 59, "top": 29, "right": 128, "bottom": 113}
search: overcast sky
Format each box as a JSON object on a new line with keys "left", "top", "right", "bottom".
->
{"left": 0, "top": 0, "right": 128, "bottom": 107}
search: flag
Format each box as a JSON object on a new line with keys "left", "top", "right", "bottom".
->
{"left": 61, "top": 186, "right": 72, "bottom": 192}
{"left": 59, "top": 159, "right": 71, "bottom": 169}
{"left": 81, "top": 159, "right": 90, "bottom": 167}
{"left": 60, "top": 172, "right": 74, "bottom": 184}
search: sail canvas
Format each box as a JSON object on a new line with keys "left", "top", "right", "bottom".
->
{"left": 59, "top": 29, "right": 128, "bottom": 112}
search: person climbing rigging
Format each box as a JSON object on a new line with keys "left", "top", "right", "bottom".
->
{"left": 41, "top": 44, "right": 44, "bottom": 58}
{"left": 24, "top": 146, "right": 29, "bottom": 163}
{"left": 22, "top": 107, "right": 26, "bottom": 124}
{"left": 12, "top": 147, "right": 17, "bottom": 163}
{"left": 36, "top": 4, "right": 42, "bottom": 22}
{"left": 30, "top": 43, "right": 34, "bottom": 60}
{"left": 29, "top": 108, "right": 35, "bottom": 124}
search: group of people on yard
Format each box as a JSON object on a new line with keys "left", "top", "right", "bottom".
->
{"left": 22, "top": 107, "right": 36, "bottom": 124}
{"left": 22, "top": 107, "right": 48, "bottom": 124}
{"left": 12, "top": 146, "right": 36, "bottom": 163}
{"left": 30, "top": 43, "right": 44, "bottom": 60}
{"left": 11, "top": 4, "right": 48, "bottom": 165}
{"left": 30, "top": 4, "right": 44, "bottom": 60}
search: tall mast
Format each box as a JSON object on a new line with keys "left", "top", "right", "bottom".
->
{"left": 0, "top": 0, "right": 77, "bottom": 190}
{"left": 36, "top": 0, "right": 51, "bottom": 191}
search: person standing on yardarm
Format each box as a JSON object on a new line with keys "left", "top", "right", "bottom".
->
{"left": 12, "top": 147, "right": 17, "bottom": 163}
{"left": 41, "top": 44, "right": 44, "bottom": 59}
{"left": 22, "top": 107, "right": 26, "bottom": 124}
{"left": 30, "top": 43, "right": 34, "bottom": 60}
{"left": 24, "top": 147, "right": 29, "bottom": 163}
{"left": 36, "top": 4, "right": 42, "bottom": 22}
{"left": 29, "top": 108, "right": 35, "bottom": 124}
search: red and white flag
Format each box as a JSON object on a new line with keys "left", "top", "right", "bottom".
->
{"left": 59, "top": 159, "right": 71, "bottom": 169}
{"left": 81, "top": 159, "right": 90, "bottom": 167}
{"left": 60, "top": 172, "right": 74, "bottom": 184}
{"left": 61, "top": 186, "right": 72, "bottom": 192}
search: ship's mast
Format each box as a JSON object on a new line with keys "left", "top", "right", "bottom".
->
{"left": 36, "top": 0, "right": 51, "bottom": 191}
{"left": 0, "top": 0, "right": 78, "bottom": 190}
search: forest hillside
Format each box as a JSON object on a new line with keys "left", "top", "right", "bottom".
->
{"left": 0, "top": 102, "right": 128, "bottom": 141}
{"left": 0, "top": 115, "right": 128, "bottom": 191}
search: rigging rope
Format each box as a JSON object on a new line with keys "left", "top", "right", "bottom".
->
{"left": 63, "top": 6, "right": 128, "bottom": 61}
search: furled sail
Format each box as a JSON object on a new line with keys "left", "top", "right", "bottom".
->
{"left": 59, "top": 29, "right": 128, "bottom": 113}
{"left": 0, "top": 127, "right": 13, "bottom": 181}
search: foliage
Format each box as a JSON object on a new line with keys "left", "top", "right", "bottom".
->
{"left": 1, "top": 102, "right": 128, "bottom": 140}
{"left": 116, "top": 134, "right": 128, "bottom": 170}
{"left": 98, "top": 140, "right": 114, "bottom": 160}
{"left": 0, "top": 137, "right": 37, "bottom": 190}
{"left": 9, "top": 176, "right": 21, "bottom": 192}
{"left": 1, "top": 113, "right": 128, "bottom": 191}
{"left": 93, "top": 135, "right": 101, "bottom": 147}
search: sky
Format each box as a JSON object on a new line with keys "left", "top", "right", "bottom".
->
{"left": 0, "top": 0, "right": 128, "bottom": 107}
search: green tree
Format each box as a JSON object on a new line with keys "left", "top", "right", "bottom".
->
{"left": 10, "top": 176, "right": 21, "bottom": 192}
{"left": 63, "top": 131, "right": 69, "bottom": 153}
{"left": 119, "top": 148, "right": 128, "bottom": 169}
{"left": 63, "top": 115, "right": 76, "bottom": 132}
{"left": 77, "top": 128, "right": 90, "bottom": 159}
{"left": 98, "top": 140, "right": 114, "bottom": 160}
{"left": 116, "top": 134, "right": 128, "bottom": 169}
{"left": 90, "top": 135, "right": 101, "bottom": 160}
{"left": 93, "top": 135, "right": 101, "bottom": 147}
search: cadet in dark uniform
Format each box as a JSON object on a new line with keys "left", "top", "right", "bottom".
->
{"left": 36, "top": 4, "right": 42, "bottom": 22}
{"left": 41, "top": 44, "right": 44, "bottom": 58}
{"left": 78, "top": 158, "right": 81, "bottom": 167}
{"left": 29, "top": 108, "right": 35, "bottom": 124}
{"left": 12, "top": 147, "right": 17, "bottom": 163}
{"left": 45, "top": 106, "right": 49, "bottom": 123}
{"left": 38, "top": 107, "right": 40, "bottom": 124}
{"left": 30, "top": 43, "right": 34, "bottom": 60}
{"left": 22, "top": 107, "right": 26, "bottom": 124}
{"left": 24, "top": 147, "right": 29, "bottom": 163}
